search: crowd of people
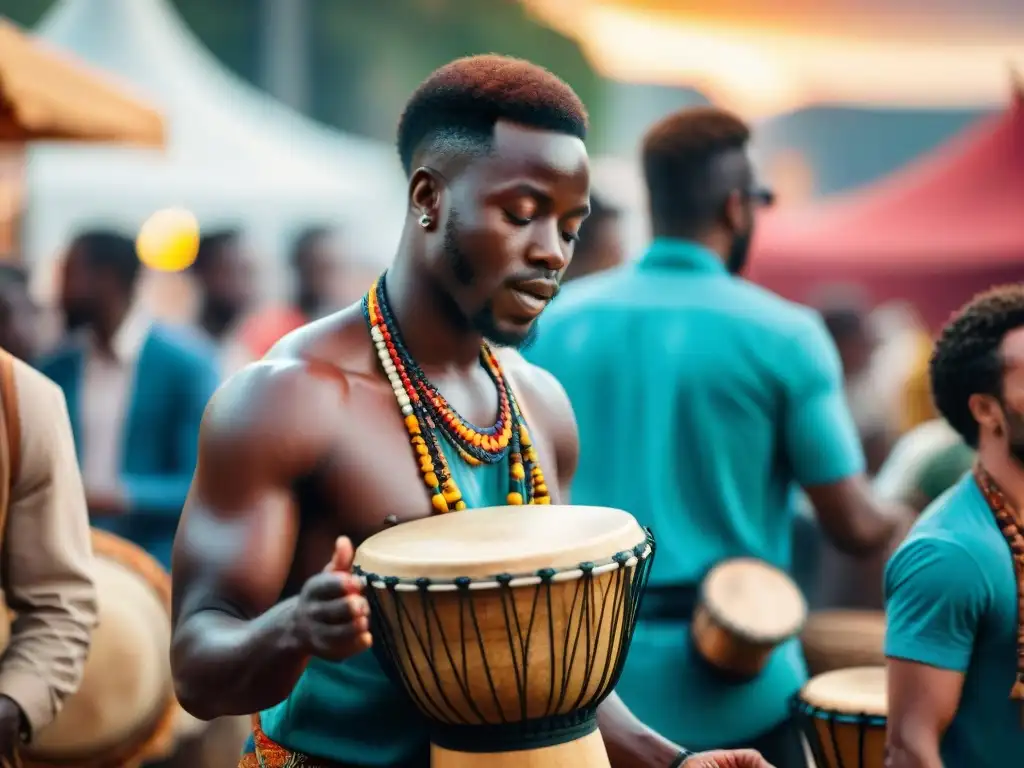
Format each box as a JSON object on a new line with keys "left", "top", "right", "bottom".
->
{"left": 0, "top": 52, "right": 1018, "bottom": 768}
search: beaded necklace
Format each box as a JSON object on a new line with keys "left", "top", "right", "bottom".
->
{"left": 363, "top": 274, "right": 550, "bottom": 513}
{"left": 973, "top": 463, "right": 1024, "bottom": 726}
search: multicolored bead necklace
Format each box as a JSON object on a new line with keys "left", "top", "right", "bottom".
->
{"left": 363, "top": 274, "right": 550, "bottom": 513}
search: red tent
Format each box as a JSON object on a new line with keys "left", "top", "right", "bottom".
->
{"left": 750, "top": 88, "right": 1024, "bottom": 329}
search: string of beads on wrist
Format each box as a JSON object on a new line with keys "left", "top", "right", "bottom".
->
{"left": 670, "top": 749, "right": 695, "bottom": 767}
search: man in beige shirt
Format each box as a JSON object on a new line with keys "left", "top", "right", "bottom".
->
{"left": 0, "top": 349, "right": 96, "bottom": 761}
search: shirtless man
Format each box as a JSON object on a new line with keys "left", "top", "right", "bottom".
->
{"left": 170, "top": 56, "right": 770, "bottom": 768}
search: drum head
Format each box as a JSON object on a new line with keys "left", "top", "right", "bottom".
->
{"left": 801, "top": 666, "right": 887, "bottom": 718}
{"left": 355, "top": 505, "right": 646, "bottom": 580}
{"left": 25, "top": 530, "right": 177, "bottom": 767}
{"left": 702, "top": 558, "right": 806, "bottom": 643}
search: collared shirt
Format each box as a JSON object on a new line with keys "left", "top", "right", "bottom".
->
{"left": 0, "top": 356, "right": 97, "bottom": 736}
{"left": 526, "top": 238, "right": 864, "bottom": 746}
{"left": 79, "top": 308, "right": 150, "bottom": 493}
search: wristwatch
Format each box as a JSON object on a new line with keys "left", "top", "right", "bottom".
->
{"left": 670, "top": 749, "right": 695, "bottom": 767}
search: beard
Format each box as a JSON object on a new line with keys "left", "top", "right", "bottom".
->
{"left": 726, "top": 226, "right": 753, "bottom": 275}
{"left": 442, "top": 213, "right": 538, "bottom": 350}
{"left": 1005, "top": 407, "right": 1024, "bottom": 467}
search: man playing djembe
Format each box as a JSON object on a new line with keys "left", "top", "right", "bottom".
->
{"left": 170, "top": 56, "right": 770, "bottom": 768}
{"left": 886, "top": 286, "right": 1024, "bottom": 767}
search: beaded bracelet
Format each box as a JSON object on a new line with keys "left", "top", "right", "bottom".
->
{"left": 670, "top": 749, "right": 695, "bottom": 767}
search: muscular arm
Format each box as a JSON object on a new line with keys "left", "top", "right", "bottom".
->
{"left": 170, "top": 362, "right": 333, "bottom": 719}
{"left": 883, "top": 537, "right": 986, "bottom": 768}
{"left": 518, "top": 360, "right": 684, "bottom": 766}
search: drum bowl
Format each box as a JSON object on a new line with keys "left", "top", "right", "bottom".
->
{"left": 801, "top": 610, "right": 885, "bottom": 676}
{"left": 793, "top": 666, "right": 887, "bottom": 768}
{"left": 24, "top": 531, "right": 177, "bottom": 768}
{"left": 354, "top": 505, "right": 654, "bottom": 752}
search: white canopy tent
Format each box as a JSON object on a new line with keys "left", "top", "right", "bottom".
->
{"left": 24, "top": 0, "right": 406, "bottom": 288}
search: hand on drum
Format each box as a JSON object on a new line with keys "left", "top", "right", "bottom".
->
{"left": 291, "top": 536, "right": 373, "bottom": 661}
{"left": 684, "top": 748, "right": 774, "bottom": 767}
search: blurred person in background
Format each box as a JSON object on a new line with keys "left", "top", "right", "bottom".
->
{"left": 0, "top": 266, "right": 37, "bottom": 363}
{"left": 37, "top": 230, "right": 219, "bottom": 570}
{"left": 562, "top": 192, "right": 626, "bottom": 282}
{"left": 886, "top": 285, "right": 1024, "bottom": 768}
{"left": 815, "top": 287, "right": 893, "bottom": 475}
{"left": 527, "top": 106, "right": 910, "bottom": 766}
{"left": 190, "top": 229, "right": 255, "bottom": 346}
{"left": 236, "top": 226, "right": 343, "bottom": 362}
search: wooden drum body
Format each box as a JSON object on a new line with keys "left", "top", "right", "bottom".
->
{"left": 692, "top": 558, "right": 806, "bottom": 680}
{"left": 23, "top": 530, "right": 177, "bottom": 768}
{"left": 801, "top": 610, "right": 886, "bottom": 676}
{"left": 792, "top": 667, "right": 887, "bottom": 768}
{"left": 353, "top": 505, "right": 654, "bottom": 768}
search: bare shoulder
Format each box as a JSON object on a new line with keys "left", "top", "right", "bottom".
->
{"left": 201, "top": 306, "right": 373, "bottom": 475}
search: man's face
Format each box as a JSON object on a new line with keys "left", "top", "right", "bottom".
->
{"left": 723, "top": 155, "right": 773, "bottom": 276}
{"left": 427, "top": 121, "right": 590, "bottom": 348}
{"left": 0, "top": 281, "right": 37, "bottom": 361}
{"left": 296, "top": 235, "right": 342, "bottom": 318}
{"left": 205, "top": 240, "right": 255, "bottom": 318}
{"left": 60, "top": 245, "right": 99, "bottom": 332}
{"left": 997, "top": 328, "right": 1024, "bottom": 467}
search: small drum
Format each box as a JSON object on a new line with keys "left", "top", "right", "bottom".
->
{"left": 691, "top": 558, "right": 806, "bottom": 679}
{"left": 23, "top": 530, "right": 177, "bottom": 768}
{"left": 793, "top": 666, "right": 887, "bottom": 768}
{"left": 353, "top": 505, "right": 654, "bottom": 768}
{"left": 801, "top": 610, "right": 885, "bottom": 676}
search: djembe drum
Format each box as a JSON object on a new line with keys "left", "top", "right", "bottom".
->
{"left": 792, "top": 666, "right": 887, "bottom": 768}
{"left": 691, "top": 558, "right": 807, "bottom": 680}
{"left": 353, "top": 505, "right": 654, "bottom": 767}
{"left": 801, "top": 611, "right": 886, "bottom": 676}
{"left": 23, "top": 530, "right": 177, "bottom": 768}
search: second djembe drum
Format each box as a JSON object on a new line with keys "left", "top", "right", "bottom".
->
{"left": 353, "top": 505, "right": 654, "bottom": 767}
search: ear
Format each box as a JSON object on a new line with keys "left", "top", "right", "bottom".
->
{"left": 723, "top": 188, "right": 746, "bottom": 233}
{"left": 968, "top": 393, "right": 1005, "bottom": 440}
{"left": 409, "top": 167, "right": 443, "bottom": 232}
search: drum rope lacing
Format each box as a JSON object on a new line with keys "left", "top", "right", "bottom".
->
{"left": 355, "top": 531, "right": 655, "bottom": 753}
{"left": 792, "top": 695, "right": 885, "bottom": 768}
{"left": 364, "top": 273, "right": 551, "bottom": 513}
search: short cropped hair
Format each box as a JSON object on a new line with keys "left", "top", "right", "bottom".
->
{"left": 192, "top": 229, "right": 241, "bottom": 275}
{"left": 397, "top": 55, "right": 588, "bottom": 175}
{"left": 70, "top": 230, "right": 140, "bottom": 291}
{"left": 642, "top": 107, "right": 751, "bottom": 234}
{"left": 931, "top": 285, "right": 1024, "bottom": 447}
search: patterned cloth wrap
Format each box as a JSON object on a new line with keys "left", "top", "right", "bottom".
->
{"left": 239, "top": 714, "right": 330, "bottom": 768}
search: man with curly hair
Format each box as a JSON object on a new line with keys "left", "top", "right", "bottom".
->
{"left": 170, "top": 56, "right": 769, "bottom": 768}
{"left": 886, "top": 285, "right": 1024, "bottom": 768}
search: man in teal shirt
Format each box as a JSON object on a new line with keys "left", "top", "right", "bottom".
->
{"left": 885, "top": 286, "right": 1024, "bottom": 768}
{"left": 527, "top": 107, "right": 903, "bottom": 765}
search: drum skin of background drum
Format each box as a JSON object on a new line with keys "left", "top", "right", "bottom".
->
{"left": 21, "top": 530, "right": 178, "bottom": 768}
{"left": 353, "top": 505, "right": 654, "bottom": 768}
{"left": 792, "top": 666, "right": 887, "bottom": 768}
{"left": 801, "top": 610, "right": 886, "bottom": 676}
{"left": 691, "top": 558, "right": 807, "bottom": 680}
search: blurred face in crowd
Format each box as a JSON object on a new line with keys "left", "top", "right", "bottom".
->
{"left": 60, "top": 244, "right": 100, "bottom": 332}
{"left": 295, "top": 233, "right": 342, "bottom": 319}
{"left": 413, "top": 121, "right": 590, "bottom": 349}
{"left": 202, "top": 238, "right": 255, "bottom": 329}
{"left": 563, "top": 213, "right": 625, "bottom": 283}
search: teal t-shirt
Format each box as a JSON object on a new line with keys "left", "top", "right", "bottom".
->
{"left": 885, "top": 474, "right": 1024, "bottom": 768}
{"left": 260, "top": 437, "right": 510, "bottom": 764}
{"left": 525, "top": 239, "right": 864, "bottom": 747}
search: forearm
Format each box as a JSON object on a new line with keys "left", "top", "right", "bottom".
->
{"left": 599, "top": 692, "right": 682, "bottom": 767}
{"left": 171, "top": 597, "right": 309, "bottom": 719}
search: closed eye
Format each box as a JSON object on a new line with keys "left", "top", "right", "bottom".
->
{"left": 504, "top": 211, "right": 531, "bottom": 226}
{"left": 562, "top": 232, "right": 580, "bottom": 244}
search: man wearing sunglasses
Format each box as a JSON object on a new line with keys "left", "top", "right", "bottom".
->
{"left": 526, "top": 107, "right": 907, "bottom": 766}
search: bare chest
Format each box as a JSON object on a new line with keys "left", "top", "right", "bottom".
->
{"left": 284, "top": 383, "right": 562, "bottom": 592}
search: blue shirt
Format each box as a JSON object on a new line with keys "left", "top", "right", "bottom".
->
{"left": 525, "top": 239, "right": 864, "bottom": 746}
{"left": 885, "top": 474, "right": 1024, "bottom": 768}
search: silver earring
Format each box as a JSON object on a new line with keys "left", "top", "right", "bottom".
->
{"left": 419, "top": 213, "right": 432, "bottom": 229}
